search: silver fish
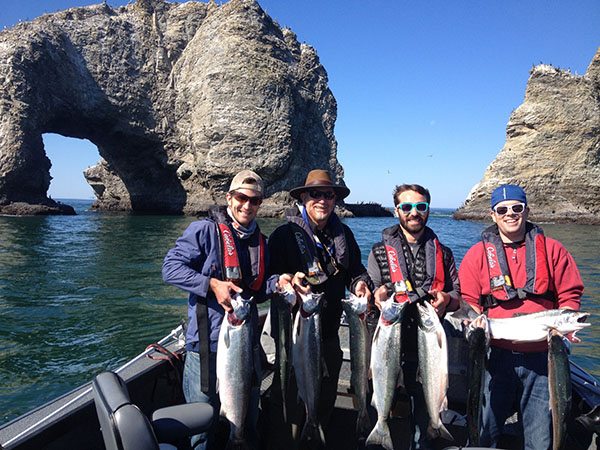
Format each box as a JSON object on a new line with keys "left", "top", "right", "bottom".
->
{"left": 548, "top": 330, "right": 571, "bottom": 450}
{"left": 216, "top": 295, "right": 254, "bottom": 449}
{"left": 292, "top": 291, "right": 325, "bottom": 447}
{"left": 273, "top": 287, "right": 297, "bottom": 422}
{"left": 341, "top": 293, "right": 372, "bottom": 440}
{"left": 487, "top": 310, "right": 590, "bottom": 343}
{"left": 417, "top": 301, "right": 453, "bottom": 442}
{"left": 366, "top": 296, "right": 406, "bottom": 450}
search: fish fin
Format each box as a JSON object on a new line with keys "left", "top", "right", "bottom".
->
{"left": 396, "top": 368, "right": 405, "bottom": 388}
{"left": 441, "top": 395, "right": 448, "bottom": 411}
{"left": 322, "top": 356, "right": 330, "bottom": 378}
{"left": 372, "top": 323, "right": 381, "bottom": 343}
{"left": 436, "top": 328, "right": 444, "bottom": 348}
{"left": 356, "top": 406, "right": 372, "bottom": 440}
{"left": 224, "top": 325, "right": 231, "bottom": 348}
{"left": 365, "top": 419, "right": 393, "bottom": 450}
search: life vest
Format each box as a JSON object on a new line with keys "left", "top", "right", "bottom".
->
{"left": 285, "top": 207, "right": 349, "bottom": 285}
{"left": 480, "top": 222, "right": 552, "bottom": 303}
{"left": 195, "top": 207, "right": 266, "bottom": 393}
{"left": 374, "top": 225, "right": 446, "bottom": 303}
{"left": 210, "top": 206, "right": 266, "bottom": 292}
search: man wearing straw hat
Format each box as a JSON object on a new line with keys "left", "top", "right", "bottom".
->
{"left": 266, "top": 169, "right": 372, "bottom": 449}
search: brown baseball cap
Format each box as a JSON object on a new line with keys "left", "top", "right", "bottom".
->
{"left": 289, "top": 169, "right": 350, "bottom": 200}
{"left": 228, "top": 170, "right": 264, "bottom": 197}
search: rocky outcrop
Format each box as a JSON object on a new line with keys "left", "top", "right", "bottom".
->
{"left": 0, "top": 0, "right": 344, "bottom": 215}
{"left": 345, "top": 202, "right": 393, "bottom": 217}
{"left": 454, "top": 48, "right": 600, "bottom": 224}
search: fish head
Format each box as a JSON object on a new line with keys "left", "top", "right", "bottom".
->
{"left": 277, "top": 285, "right": 297, "bottom": 308}
{"left": 381, "top": 295, "right": 407, "bottom": 324}
{"left": 341, "top": 293, "right": 368, "bottom": 316}
{"left": 230, "top": 293, "right": 252, "bottom": 322}
{"left": 299, "top": 291, "right": 323, "bottom": 315}
{"left": 554, "top": 310, "right": 590, "bottom": 343}
{"left": 416, "top": 301, "right": 439, "bottom": 331}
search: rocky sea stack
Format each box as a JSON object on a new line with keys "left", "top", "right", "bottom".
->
{"left": 454, "top": 48, "right": 600, "bottom": 224}
{"left": 0, "top": 0, "right": 344, "bottom": 215}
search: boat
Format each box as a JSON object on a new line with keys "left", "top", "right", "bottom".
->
{"left": 0, "top": 316, "right": 598, "bottom": 450}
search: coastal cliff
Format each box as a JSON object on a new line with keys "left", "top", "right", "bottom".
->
{"left": 454, "top": 48, "right": 600, "bottom": 224}
{"left": 0, "top": 0, "right": 343, "bottom": 215}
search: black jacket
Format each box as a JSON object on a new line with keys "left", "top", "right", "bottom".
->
{"left": 267, "top": 209, "right": 371, "bottom": 339}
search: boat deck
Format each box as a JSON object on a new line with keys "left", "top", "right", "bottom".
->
{"left": 1, "top": 321, "right": 597, "bottom": 449}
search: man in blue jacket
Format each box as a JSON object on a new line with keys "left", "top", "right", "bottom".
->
{"left": 163, "top": 170, "right": 290, "bottom": 450}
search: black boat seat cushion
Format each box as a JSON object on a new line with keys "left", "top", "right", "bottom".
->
{"left": 92, "top": 371, "right": 212, "bottom": 450}
{"left": 152, "top": 402, "right": 214, "bottom": 443}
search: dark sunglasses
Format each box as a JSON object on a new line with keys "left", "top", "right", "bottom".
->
{"left": 308, "top": 190, "right": 336, "bottom": 200}
{"left": 397, "top": 202, "right": 429, "bottom": 214}
{"left": 232, "top": 192, "right": 262, "bottom": 206}
{"left": 493, "top": 202, "right": 525, "bottom": 215}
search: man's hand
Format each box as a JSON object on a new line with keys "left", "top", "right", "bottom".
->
{"left": 373, "top": 285, "right": 389, "bottom": 311}
{"left": 429, "top": 289, "right": 450, "bottom": 317}
{"left": 353, "top": 280, "right": 372, "bottom": 300}
{"left": 292, "top": 272, "right": 312, "bottom": 296}
{"left": 209, "top": 278, "right": 242, "bottom": 313}
{"left": 276, "top": 273, "right": 294, "bottom": 292}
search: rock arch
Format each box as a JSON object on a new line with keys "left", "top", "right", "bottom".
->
{"left": 0, "top": 0, "right": 343, "bottom": 215}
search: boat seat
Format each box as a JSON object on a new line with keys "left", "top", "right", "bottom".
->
{"left": 92, "top": 371, "right": 213, "bottom": 450}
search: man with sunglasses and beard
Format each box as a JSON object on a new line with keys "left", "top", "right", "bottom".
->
{"left": 367, "top": 183, "right": 460, "bottom": 450}
{"left": 458, "top": 184, "right": 583, "bottom": 449}
{"left": 162, "top": 170, "right": 294, "bottom": 450}
{"left": 266, "top": 169, "right": 372, "bottom": 449}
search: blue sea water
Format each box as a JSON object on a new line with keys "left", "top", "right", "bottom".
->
{"left": 0, "top": 201, "right": 599, "bottom": 424}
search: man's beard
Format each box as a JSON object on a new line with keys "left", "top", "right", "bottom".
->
{"left": 399, "top": 214, "right": 426, "bottom": 235}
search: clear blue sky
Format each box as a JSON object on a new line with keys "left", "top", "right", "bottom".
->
{"left": 2, "top": 1, "right": 599, "bottom": 207}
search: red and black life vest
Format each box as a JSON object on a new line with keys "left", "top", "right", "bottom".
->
{"left": 211, "top": 207, "right": 266, "bottom": 292}
{"left": 374, "top": 225, "right": 446, "bottom": 303}
{"left": 480, "top": 222, "right": 552, "bottom": 303}
{"left": 195, "top": 207, "right": 266, "bottom": 393}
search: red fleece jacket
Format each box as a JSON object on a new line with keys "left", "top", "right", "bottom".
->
{"left": 459, "top": 236, "right": 584, "bottom": 352}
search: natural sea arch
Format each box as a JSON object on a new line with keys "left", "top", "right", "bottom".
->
{"left": 43, "top": 134, "right": 97, "bottom": 202}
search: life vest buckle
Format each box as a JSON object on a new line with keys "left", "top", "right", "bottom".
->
{"left": 225, "top": 266, "right": 241, "bottom": 281}
{"left": 490, "top": 275, "right": 506, "bottom": 290}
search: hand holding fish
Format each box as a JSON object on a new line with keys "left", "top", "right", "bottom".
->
{"left": 428, "top": 289, "right": 450, "bottom": 317}
{"left": 373, "top": 285, "right": 389, "bottom": 311}
{"left": 210, "top": 278, "right": 243, "bottom": 313}
{"left": 353, "top": 280, "right": 372, "bottom": 304}
{"left": 276, "top": 273, "right": 294, "bottom": 291}
{"left": 292, "top": 272, "right": 312, "bottom": 296}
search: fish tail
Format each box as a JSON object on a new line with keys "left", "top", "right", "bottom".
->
{"left": 300, "top": 417, "right": 325, "bottom": 448}
{"left": 224, "top": 438, "right": 250, "bottom": 450}
{"left": 427, "top": 421, "right": 453, "bottom": 442}
{"left": 365, "top": 419, "right": 393, "bottom": 450}
{"left": 355, "top": 406, "right": 372, "bottom": 440}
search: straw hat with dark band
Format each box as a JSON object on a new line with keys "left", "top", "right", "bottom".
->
{"left": 289, "top": 169, "right": 350, "bottom": 200}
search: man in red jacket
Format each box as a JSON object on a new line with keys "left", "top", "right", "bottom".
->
{"left": 458, "top": 184, "right": 584, "bottom": 450}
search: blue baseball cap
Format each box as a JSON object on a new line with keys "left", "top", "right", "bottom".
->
{"left": 491, "top": 184, "right": 527, "bottom": 208}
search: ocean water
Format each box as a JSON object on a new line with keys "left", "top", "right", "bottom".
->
{"left": 0, "top": 200, "right": 599, "bottom": 424}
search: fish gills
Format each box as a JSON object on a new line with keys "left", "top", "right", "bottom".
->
{"left": 548, "top": 331, "right": 572, "bottom": 450}
{"left": 216, "top": 315, "right": 254, "bottom": 449}
{"left": 417, "top": 301, "right": 453, "bottom": 442}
